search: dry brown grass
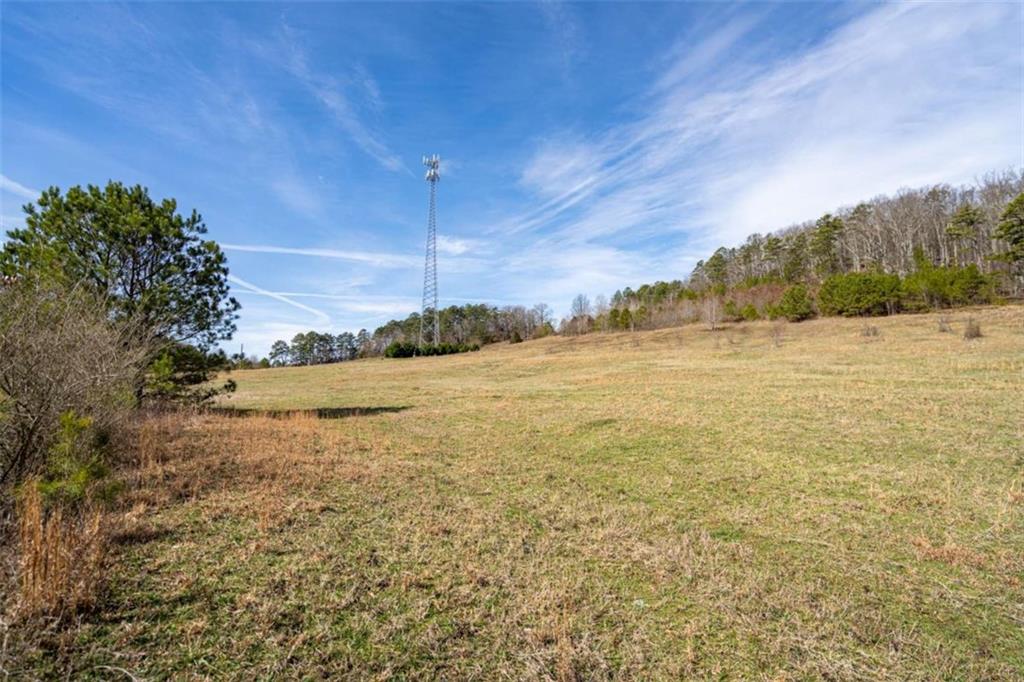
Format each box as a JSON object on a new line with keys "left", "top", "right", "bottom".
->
{"left": 15, "top": 485, "right": 106, "bottom": 620}
{"left": 5, "top": 306, "right": 1023, "bottom": 679}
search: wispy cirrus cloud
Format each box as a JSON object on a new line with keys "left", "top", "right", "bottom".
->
{"left": 221, "top": 243, "right": 420, "bottom": 268}
{"left": 0, "top": 174, "right": 40, "bottom": 200}
{"left": 274, "top": 23, "right": 406, "bottom": 174}
{"left": 538, "top": 0, "right": 584, "bottom": 81}
{"left": 509, "top": 2, "right": 1021, "bottom": 250}
{"left": 4, "top": 4, "right": 402, "bottom": 217}
{"left": 436, "top": 235, "right": 487, "bottom": 256}
{"left": 227, "top": 274, "right": 330, "bottom": 326}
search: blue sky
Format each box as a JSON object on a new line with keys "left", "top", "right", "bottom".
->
{"left": 2, "top": 1, "right": 1021, "bottom": 355}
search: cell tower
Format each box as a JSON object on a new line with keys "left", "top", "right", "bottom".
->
{"left": 419, "top": 154, "right": 441, "bottom": 347}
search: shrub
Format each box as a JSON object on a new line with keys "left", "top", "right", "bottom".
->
{"left": 818, "top": 272, "right": 901, "bottom": 317}
{"left": 144, "top": 344, "right": 236, "bottom": 406}
{"left": 963, "top": 318, "right": 982, "bottom": 340}
{"left": 384, "top": 341, "right": 418, "bottom": 358}
{"left": 777, "top": 284, "right": 815, "bottom": 322}
{"left": 534, "top": 322, "right": 555, "bottom": 338}
{"left": 740, "top": 303, "right": 760, "bottom": 321}
{"left": 901, "top": 253, "right": 994, "bottom": 310}
{"left": 384, "top": 341, "right": 480, "bottom": 358}
{"left": 36, "top": 411, "right": 121, "bottom": 507}
{"left": 1, "top": 281, "right": 145, "bottom": 492}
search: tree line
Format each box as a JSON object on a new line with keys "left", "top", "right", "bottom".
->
{"left": 267, "top": 331, "right": 368, "bottom": 366}
{"left": 265, "top": 303, "right": 557, "bottom": 366}
{"left": 561, "top": 172, "right": 1024, "bottom": 333}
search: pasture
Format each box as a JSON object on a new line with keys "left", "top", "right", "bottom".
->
{"left": 10, "top": 307, "right": 1024, "bottom": 679}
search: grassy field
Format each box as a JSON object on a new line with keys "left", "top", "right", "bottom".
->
{"left": 10, "top": 307, "right": 1024, "bottom": 679}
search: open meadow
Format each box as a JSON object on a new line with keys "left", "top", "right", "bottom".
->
{"left": 10, "top": 307, "right": 1024, "bottom": 679}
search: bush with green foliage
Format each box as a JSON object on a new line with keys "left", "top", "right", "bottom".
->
{"left": 383, "top": 341, "right": 480, "bottom": 358}
{"left": 418, "top": 342, "right": 480, "bottom": 356}
{"left": 740, "top": 303, "right": 760, "bottom": 321}
{"left": 35, "top": 411, "right": 121, "bottom": 506}
{"left": 145, "top": 345, "right": 236, "bottom": 405}
{"left": 901, "top": 251, "right": 994, "bottom": 311}
{"left": 818, "top": 272, "right": 901, "bottom": 317}
{"left": 777, "top": 284, "right": 815, "bottom": 322}
{"left": 384, "top": 341, "right": 418, "bottom": 358}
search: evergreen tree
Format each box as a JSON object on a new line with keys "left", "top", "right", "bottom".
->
{"left": 1, "top": 182, "right": 239, "bottom": 402}
{"left": 946, "top": 204, "right": 983, "bottom": 265}
{"left": 1, "top": 182, "right": 239, "bottom": 351}
{"left": 995, "top": 192, "right": 1024, "bottom": 272}
{"left": 811, "top": 214, "right": 844, "bottom": 277}
{"left": 269, "top": 340, "right": 291, "bottom": 366}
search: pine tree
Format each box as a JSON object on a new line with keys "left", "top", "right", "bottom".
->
{"left": 994, "top": 192, "right": 1024, "bottom": 272}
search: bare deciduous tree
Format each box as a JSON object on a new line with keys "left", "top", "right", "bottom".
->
{"left": 702, "top": 297, "right": 721, "bottom": 331}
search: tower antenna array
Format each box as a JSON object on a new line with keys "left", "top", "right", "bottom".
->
{"left": 419, "top": 154, "right": 441, "bottom": 347}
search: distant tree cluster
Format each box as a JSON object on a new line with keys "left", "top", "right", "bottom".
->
{"left": 266, "top": 302, "right": 555, "bottom": 366}
{"left": 689, "top": 171, "right": 1023, "bottom": 289}
{"left": 370, "top": 303, "right": 554, "bottom": 354}
{"left": 266, "top": 330, "right": 370, "bottom": 367}
{"left": 566, "top": 172, "right": 1024, "bottom": 332}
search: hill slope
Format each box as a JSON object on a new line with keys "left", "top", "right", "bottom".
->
{"left": 19, "top": 306, "right": 1024, "bottom": 678}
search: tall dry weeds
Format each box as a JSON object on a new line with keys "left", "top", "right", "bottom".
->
{"left": 16, "top": 484, "right": 107, "bottom": 620}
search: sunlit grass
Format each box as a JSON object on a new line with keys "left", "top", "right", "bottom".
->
{"left": 10, "top": 306, "right": 1023, "bottom": 679}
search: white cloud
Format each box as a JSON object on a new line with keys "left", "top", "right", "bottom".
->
{"left": 653, "top": 13, "right": 761, "bottom": 93}
{"left": 436, "top": 235, "right": 484, "bottom": 256}
{"left": 270, "top": 175, "right": 324, "bottom": 217}
{"left": 519, "top": 139, "right": 602, "bottom": 199}
{"left": 277, "top": 24, "right": 405, "bottom": 174}
{"left": 0, "top": 174, "right": 40, "bottom": 200}
{"left": 228, "top": 274, "right": 330, "bottom": 326}
{"left": 538, "top": 0, "right": 583, "bottom": 80}
{"left": 509, "top": 2, "right": 1022, "bottom": 251}
{"left": 221, "top": 243, "right": 420, "bottom": 268}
